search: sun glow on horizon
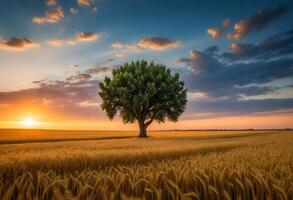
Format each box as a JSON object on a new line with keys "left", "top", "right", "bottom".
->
{"left": 22, "top": 118, "right": 37, "bottom": 127}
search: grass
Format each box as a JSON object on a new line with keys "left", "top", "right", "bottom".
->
{"left": 0, "top": 130, "right": 292, "bottom": 199}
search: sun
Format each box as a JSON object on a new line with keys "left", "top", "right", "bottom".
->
{"left": 22, "top": 118, "right": 37, "bottom": 127}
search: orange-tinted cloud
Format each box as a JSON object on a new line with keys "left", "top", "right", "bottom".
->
{"left": 0, "top": 37, "right": 39, "bottom": 51}
{"left": 207, "top": 28, "right": 221, "bottom": 39}
{"left": 230, "top": 43, "right": 241, "bottom": 52}
{"left": 47, "top": 32, "right": 98, "bottom": 47}
{"left": 46, "top": 0, "right": 57, "bottom": 6}
{"left": 222, "top": 18, "right": 230, "bottom": 27}
{"left": 138, "top": 37, "right": 181, "bottom": 51}
{"left": 75, "top": 32, "right": 98, "bottom": 42}
{"left": 229, "top": 5, "right": 290, "bottom": 39}
{"left": 0, "top": 65, "right": 114, "bottom": 122}
{"left": 32, "top": 6, "right": 64, "bottom": 24}
{"left": 207, "top": 18, "right": 230, "bottom": 39}
{"left": 77, "top": 0, "right": 93, "bottom": 6}
{"left": 232, "top": 21, "right": 248, "bottom": 40}
{"left": 46, "top": 39, "right": 67, "bottom": 47}
{"left": 111, "top": 42, "right": 140, "bottom": 57}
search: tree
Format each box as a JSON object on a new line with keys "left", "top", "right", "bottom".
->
{"left": 99, "top": 60, "right": 187, "bottom": 137}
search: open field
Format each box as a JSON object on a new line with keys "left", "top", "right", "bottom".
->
{"left": 0, "top": 130, "right": 292, "bottom": 199}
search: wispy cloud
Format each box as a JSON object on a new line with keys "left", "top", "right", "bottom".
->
{"left": 111, "top": 42, "right": 124, "bottom": 49}
{"left": 46, "top": 39, "right": 67, "bottom": 47}
{"left": 70, "top": 8, "right": 78, "bottom": 15}
{"left": 47, "top": 32, "right": 99, "bottom": 47}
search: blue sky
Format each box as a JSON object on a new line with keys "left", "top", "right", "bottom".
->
{"left": 0, "top": 0, "right": 292, "bottom": 129}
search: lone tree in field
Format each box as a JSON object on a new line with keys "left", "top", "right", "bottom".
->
{"left": 99, "top": 60, "right": 187, "bottom": 137}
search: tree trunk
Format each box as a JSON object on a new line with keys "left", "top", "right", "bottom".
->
{"left": 138, "top": 120, "right": 147, "bottom": 138}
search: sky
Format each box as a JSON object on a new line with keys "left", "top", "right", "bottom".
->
{"left": 0, "top": 0, "right": 293, "bottom": 130}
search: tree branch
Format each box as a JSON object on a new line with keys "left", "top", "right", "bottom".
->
{"left": 145, "top": 118, "right": 153, "bottom": 127}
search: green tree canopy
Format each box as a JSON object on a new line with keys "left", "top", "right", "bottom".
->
{"left": 99, "top": 60, "right": 187, "bottom": 137}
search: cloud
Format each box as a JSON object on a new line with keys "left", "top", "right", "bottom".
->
{"left": 207, "top": 18, "right": 230, "bottom": 39}
{"left": 177, "top": 50, "right": 221, "bottom": 73}
{"left": 178, "top": 29, "right": 293, "bottom": 102}
{"left": 111, "top": 42, "right": 124, "bottom": 49}
{"left": 222, "top": 18, "right": 230, "bottom": 27}
{"left": 110, "top": 42, "right": 141, "bottom": 58}
{"left": 46, "top": 39, "right": 67, "bottom": 47}
{"left": 177, "top": 44, "right": 293, "bottom": 117}
{"left": 138, "top": 37, "right": 181, "bottom": 51}
{"left": 111, "top": 42, "right": 140, "bottom": 52}
{"left": 47, "top": 32, "right": 99, "bottom": 47}
{"left": 115, "top": 53, "right": 124, "bottom": 59}
{"left": 187, "top": 92, "right": 208, "bottom": 101}
{"left": 0, "top": 63, "right": 116, "bottom": 120}
{"left": 186, "top": 97, "right": 293, "bottom": 118}
{"left": 75, "top": 32, "right": 98, "bottom": 42}
{"left": 222, "top": 28, "right": 293, "bottom": 61}
{"left": 32, "top": 6, "right": 64, "bottom": 24}
{"left": 66, "top": 66, "right": 112, "bottom": 82}
{"left": 92, "top": 7, "right": 97, "bottom": 13}
{"left": 46, "top": 0, "right": 57, "bottom": 6}
{"left": 125, "top": 44, "right": 140, "bottom": 53}
{"left": 70, "top": 8, "right": 78, "bottom": 15}
{"left": 0, "top": 37, "right": 39, "bottom": 51}
{"left": 67, "top": 73, "right": 92, "bottom": 81}
{"left": 207, "top": 28, "right": 221, "bottom": 39}
{"left": 0, "top": 79, "right": 102, "bottom": 120}
{"left": 177, "top": 50, "right": 293, "bottom": 98}
{"left": 229, "top": 5, "right": 290, "bottom": 39}
{"left": 86, "top": 66, "right": 112, "bottom": 74}
{"left": 77, "top": 0, "right": 94, "bottom": 6}
{"left": 204, "top": 45, "right": 219, "bottom": 55}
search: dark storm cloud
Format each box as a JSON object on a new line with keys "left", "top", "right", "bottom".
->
{"left": 178, "top": 26, "right": 293, "bottom": 117}
{"left": 185, "top": 98, "right": 293, "bottom": 119}
{"left": 204, "top": 45, "right": 219, "bottom": 55}
{"left": 222, "top": 29, "right": 293, "bottom": 61}
{"left": 229, "top": 5, "right": 291, "bottom": 39}
{"left": 177, "top": 50, "right": 293, "bottom": 98}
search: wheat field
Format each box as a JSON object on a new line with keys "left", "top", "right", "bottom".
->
{"left": 0, "top": 130, "right": 292, "bottom": 200}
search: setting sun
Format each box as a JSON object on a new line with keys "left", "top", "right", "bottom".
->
{"left": 22, "top": 118, "right": 37, "bottom": 127}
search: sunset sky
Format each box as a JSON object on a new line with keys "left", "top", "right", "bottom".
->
{"left": 0, "top": 0, "right": 293, "bottom": 130}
